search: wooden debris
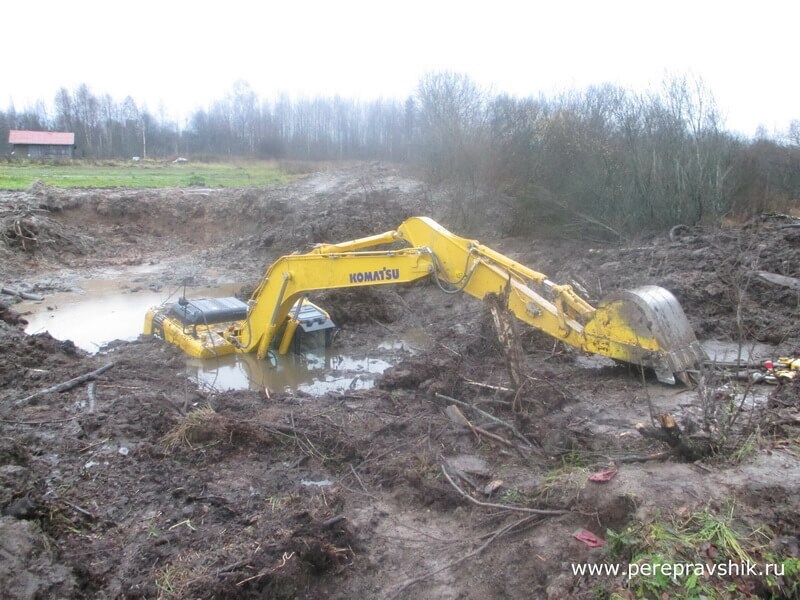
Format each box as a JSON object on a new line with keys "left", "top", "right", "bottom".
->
{"left": 488, "top": 297, "right": 524, "bottom": 411}
{"left": 635, "top": 413, "right": 713, "bottom": 461}
{"left": 0, "top": 286, "right": 44, "bottom": 301}
{"left": 16, "top": 363, "right": 115, "bottom": 406}
{"left": 756, "top": 271, "right": 800, "bottom": 292}
{"left": 444, "top": 404, "right": 517, "bottom": 449}
{"left": 322, "top": 515, "right": 347, "bottom": 528}
{"left": 462, "top": 379, "right": 513, "bottom": 393}
{"left": 440, "top": 465, "right": 570, "bottom": 516}
{"left": 436, "top": 392, "right": 535, "bottom": 448}
{"left": 87, "top": 381, "right": 97, "bottom": 413}
{"left": 483, "top": 479, "right": 504, "bottom": 496}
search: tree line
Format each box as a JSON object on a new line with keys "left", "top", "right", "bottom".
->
{"left": 1, "top": 74, "right": 798, "bottom": 234}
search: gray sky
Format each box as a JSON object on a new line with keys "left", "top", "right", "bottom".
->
{"left": 4, "top": 0, "right": 798, "bottom": 137}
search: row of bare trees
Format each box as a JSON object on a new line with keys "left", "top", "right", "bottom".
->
{"left": 413, "top": 73, "right": 799, "bottom": 236}
{"left": 1, "top": 74, "right": 798, "bottom": 233}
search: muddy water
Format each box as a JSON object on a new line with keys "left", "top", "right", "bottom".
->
{"left": 189, "top": 351, "right": 394, "bottom": 394}
{"left": 700, "top": 340, "right": 776, "bottom": 365}
{"left": 19, "top": 279, "right": 240, "bottom": 351}
{"left": 17, "top": 278, "right": 427, "bottom": 394}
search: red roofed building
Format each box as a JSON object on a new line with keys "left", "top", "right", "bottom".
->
{"left": 9, "top": 130, "right": 76, "bottom": 158}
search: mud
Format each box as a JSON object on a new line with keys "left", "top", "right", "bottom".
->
{"left": 1, "top": 164, "right": 799, "bottom": 599}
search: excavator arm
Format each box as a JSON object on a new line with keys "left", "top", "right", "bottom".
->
{"left": 238, "top": 248, "right": 435, "bottom": 358}
{"left": 395, "top": 217, "right": 705, "bottom": 383}
{"left": 145, "top": 217, "right": 706, "bottom": 383}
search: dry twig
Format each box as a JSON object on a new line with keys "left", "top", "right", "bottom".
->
{"left": 441, "top": 465, "right": 570, "bottom": 516}
{"left": 436, "top": 392, "right": 535, "bottom": 448}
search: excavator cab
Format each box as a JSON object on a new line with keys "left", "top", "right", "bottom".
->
{"left": 272, "top": 300, "right": 337, "bottom": 355}
{"left": 144, "top": 297, "right": 336, "bottom": 360}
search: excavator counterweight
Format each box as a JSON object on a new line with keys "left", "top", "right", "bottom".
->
{"left": 144, "top": 217, "right": 706, "bottom": 383}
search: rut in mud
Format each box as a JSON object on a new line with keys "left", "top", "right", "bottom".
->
{"left": 1, "top": 164, "right": 799, "bottom": 599}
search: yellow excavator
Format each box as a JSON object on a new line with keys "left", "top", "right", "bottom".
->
{"left": 143, "top": 217, "right": 706, "bottom": 384}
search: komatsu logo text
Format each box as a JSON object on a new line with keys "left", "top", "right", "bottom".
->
{"left": 349, "top": 268, "right": 400, "bottom": 283}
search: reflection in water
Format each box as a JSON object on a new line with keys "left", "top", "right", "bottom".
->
{"left": 188, "top": 351, "right": 392, "bottom": 394}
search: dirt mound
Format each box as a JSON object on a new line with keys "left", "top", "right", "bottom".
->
{"left": 320, "top": 287, "right": 399, "bottom": 326}
{"left": 533, "top": 213, "right": 800, "bottom": 346}
{"left": 0, "top": 301, "right": 27, "bottom": 326}
{"left": 0, "top": 328, "right": 82, "bottom": 388}
{"left": 0, "top": 517, "right": 76, "bottom": 598}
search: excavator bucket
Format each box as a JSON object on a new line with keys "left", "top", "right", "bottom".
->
{"left": 583, "top": 286, "right": 707, "bottom": 384}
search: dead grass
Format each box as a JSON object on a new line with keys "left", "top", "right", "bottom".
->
{"left": 160, "top": 406, "right": 256, "bottom": 451}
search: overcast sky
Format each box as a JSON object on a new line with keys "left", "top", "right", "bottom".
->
{"left": 4, "top": 0, "right": 798, "bottom": 137}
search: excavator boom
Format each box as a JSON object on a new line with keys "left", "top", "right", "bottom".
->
{"left": 144, "top": 217, "right": 706, "bottom": 383}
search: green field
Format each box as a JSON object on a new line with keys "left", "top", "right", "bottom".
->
{"left": 0, "top": 161, "right": 289, "bottom": 190}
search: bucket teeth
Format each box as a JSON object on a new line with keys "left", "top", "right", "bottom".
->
{"left": 586, "top": 286, "right": 707, "bottom": 385}
{"left": 622, "top": 286, "right": 707, "bottom": 381}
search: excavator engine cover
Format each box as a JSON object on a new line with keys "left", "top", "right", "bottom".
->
{"left": 167, "top": 297, "right": 248, "bottom": 327}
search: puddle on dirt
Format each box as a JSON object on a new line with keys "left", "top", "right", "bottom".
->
{"left": 188, "top": 351, "right": 395, "bottom": 394}
{"left": 19, "top": 279, "right": 240, "bottom": 352}
{"left": 18, "top": 278, "right": 428, "bottom": 395}
{"left": 700, "top": 340, "right": 777, "bottom": 365}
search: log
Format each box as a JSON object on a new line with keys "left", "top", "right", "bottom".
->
{"left": 1, "top": 286, "right": 44, "bottom": 301}
{"left": 756, "top": 271, "right": 800, "bottom": 292}
{"left": 16, "top": 363, "right": 115, "bottom": 405}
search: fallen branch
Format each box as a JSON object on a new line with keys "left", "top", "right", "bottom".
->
{"left": 348, "top": 463, "right": 369, "bottom": 494}
{"left": 444, "top": 405, "right": 518, "bottom": 450}
{"left": 16, "top": 363, "right": 115, "bottom": 406}
{"left": 60, "top": 499, "right": 96, "bottom": 519}
{"left": 614, "top": 450, "right": 674, "bottom": 463}
{"left": 322, "top": 515, "right": 347, "bottom": 528}
{"left": 436, "top": 392, "right": 534, "bottom": 448}
{"left": 79, "top": 437, "right": 110, "bottom": 453}
{"left": 0, "top": 416, "right": 79, "bottom": 425}
{"left": 441, "top": 465, "right": 570, "bottom": 516}
{"left": 462, "top": 379, "right": 513, "bottom": 393}
{"left": 436, "top": 342, "right": 462, "bottom": 357}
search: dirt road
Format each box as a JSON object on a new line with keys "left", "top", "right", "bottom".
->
{"left": 1, "top": 164, "right": 798, "bottom": 598}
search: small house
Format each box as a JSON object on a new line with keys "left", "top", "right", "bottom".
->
{"left": 8, "top": 130, "right": 75, "bottom": 158}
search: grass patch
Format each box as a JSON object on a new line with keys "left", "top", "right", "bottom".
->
{"left": 161, "top": 406, "right": 223, "bottom": 452}
{"left": 535, "top": 451, "right": 589, "bottom": 503}
{"left": 606, "top": 505, "right": 799, "bottom": 599}
{"left": 161, "top": 406, "right": 270, "bottom": 452}
{"left": 0, "top": 159, "right": 288, "bottom": 190}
